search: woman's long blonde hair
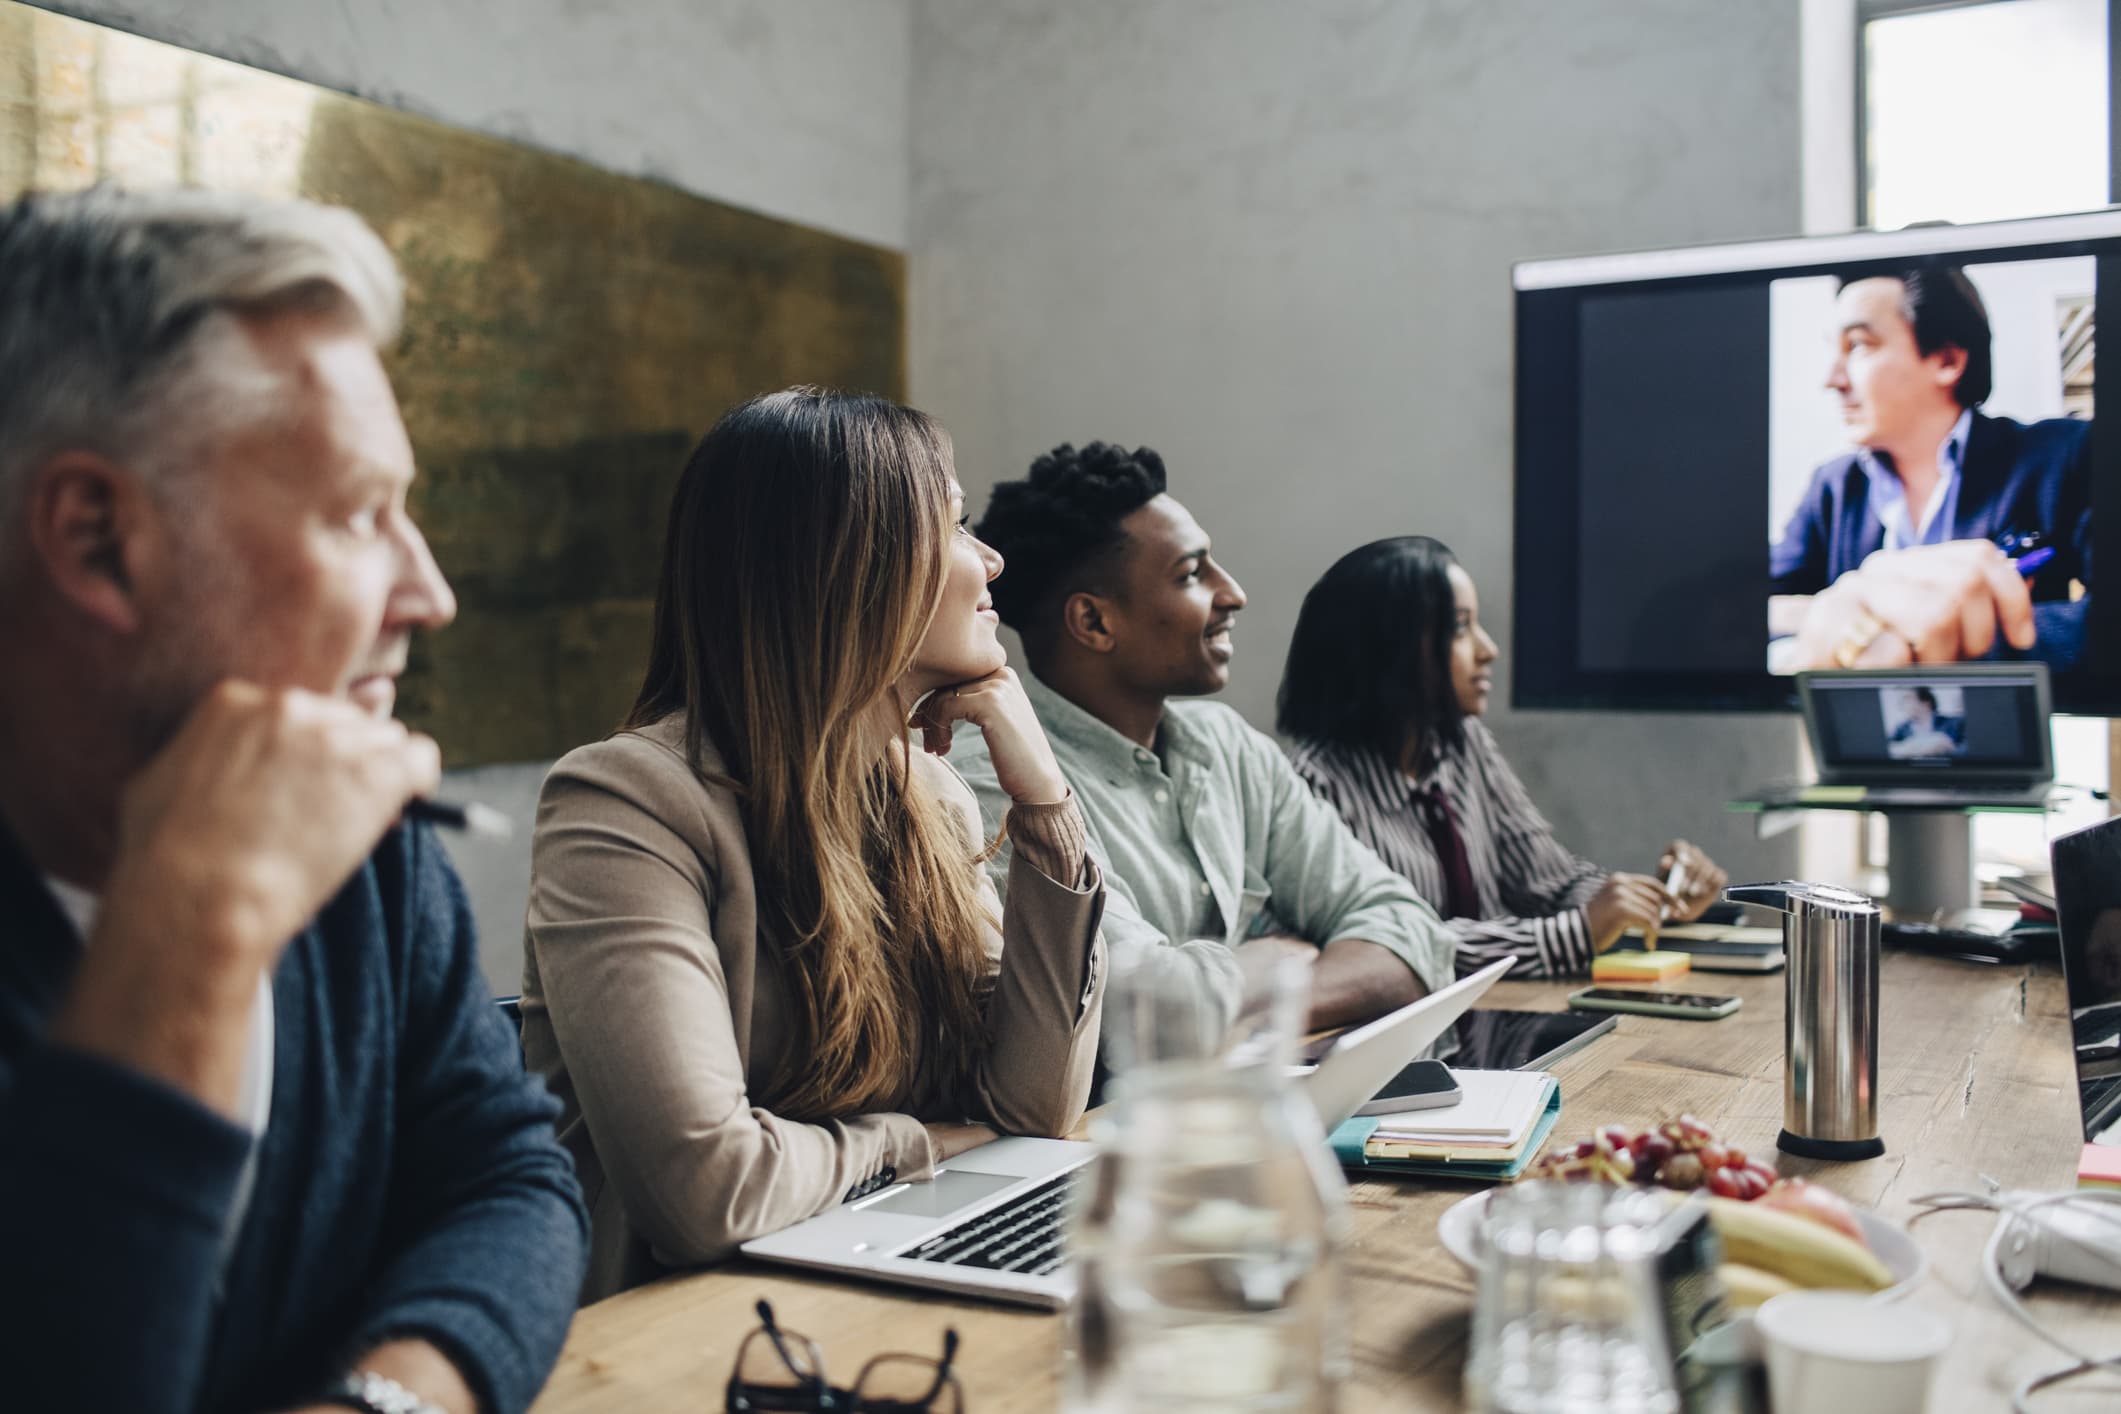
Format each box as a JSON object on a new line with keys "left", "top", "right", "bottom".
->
{"left": 627, "top": 388, "right": 992, "bottom": 1120}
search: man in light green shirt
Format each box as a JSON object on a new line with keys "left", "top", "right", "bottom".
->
{"left": 947, "top": 441, "right": 1453, "bottom": 1041}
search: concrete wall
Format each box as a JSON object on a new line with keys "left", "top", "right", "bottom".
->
{"left": 908, "top": 0, "right": 1805, "bottom": 887}
{"left": 32, "top": 0, "right": 910, "bottom": 247}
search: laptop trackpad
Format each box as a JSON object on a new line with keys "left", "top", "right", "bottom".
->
{"left": 864, "top": 1168, "right": 1020, "bottom": 1218}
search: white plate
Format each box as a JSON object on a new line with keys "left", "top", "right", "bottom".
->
{"left": 1434, "top": 1188, "right": 1928, "bottom": 1301}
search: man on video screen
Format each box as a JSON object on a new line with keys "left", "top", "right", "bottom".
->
{"left": 1768, "top": 266, "right": 2091, "bottom": 671}
{"left": 1883, "top": 686, "right": 1965, "bottom": 760}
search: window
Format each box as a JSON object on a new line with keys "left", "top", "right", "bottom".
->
{"left": 1860, "top": 0, "right": 2109, "bottom": 231}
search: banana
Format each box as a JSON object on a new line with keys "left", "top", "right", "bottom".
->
{"left": 1717, "top": 1261, "right": 1800, "bottom": 1310}
{"left": 1704, "top": 1196, "right": 1894, "bottom": 1292}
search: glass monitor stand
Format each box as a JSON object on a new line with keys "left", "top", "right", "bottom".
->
{"left": 1732, "top": 797, "right": 2046, "bottom": 917}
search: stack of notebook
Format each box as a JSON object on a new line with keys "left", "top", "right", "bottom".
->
{"left": 1621, "top": 923, "right": 1786, "bottom": 973}
{"left": 1328, "top": 1069, "right": 1561, "bottom": 1182}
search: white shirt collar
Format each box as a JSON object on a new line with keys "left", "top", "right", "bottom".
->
{"left": 42, "top": 875, "right": 99, "bottom": 938}
{"left": 1858, "top": 408, "right": 1973, "bottom": 550}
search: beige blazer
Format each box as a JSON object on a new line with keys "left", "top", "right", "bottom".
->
{"left": 520, "top": 715, "right": 1106, "bottom": 1300}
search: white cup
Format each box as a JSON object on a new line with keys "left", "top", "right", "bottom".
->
{"left": 1756, "top": 1291, "right": 1949, "bottom": 1414}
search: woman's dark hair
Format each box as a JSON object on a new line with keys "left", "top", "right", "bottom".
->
{"left": 1914, "top": 686, "right": 1937, "bottom": 710}
{"left": 1277, "top": 536, "right": 1465, "bottom": 765}
{"left": 1840, "top": 265, "right": 1993, "bottom": 408}
{"left": 973, "top": 441, "right": 1167, "bottom": 636}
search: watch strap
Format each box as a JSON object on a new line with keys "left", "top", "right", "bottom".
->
{"left": 318, "top": 1370, "right": 449, "bottom": 1414}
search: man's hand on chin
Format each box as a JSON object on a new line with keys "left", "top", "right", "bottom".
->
{"left": 53, "top": 681, "right": 441, "bottom": 1119}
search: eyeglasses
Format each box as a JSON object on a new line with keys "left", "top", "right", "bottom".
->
{"left": 725, "top": 1299, "right": 964, "bottom": 1413}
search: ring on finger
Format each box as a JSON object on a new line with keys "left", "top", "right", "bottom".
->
{"left": 1832, "top": 610, "right": 1885, "bottom": 669}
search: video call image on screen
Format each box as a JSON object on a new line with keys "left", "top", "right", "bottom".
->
{"left": 1765, "top": 256, "right": 2094, "bottom": 676}
{"left": 1511, "top": 212, "right": 2119, "bottom": 713}
{"left": 1811, "top": 679, "right": 2038, "bottom": 769}
{"left": 1882, "top": 684, "right": 1965, "bottom": 760}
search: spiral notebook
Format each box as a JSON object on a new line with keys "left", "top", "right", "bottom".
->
{"left": 1328, "top": 1070, "right": 1562, "bottom": 1182}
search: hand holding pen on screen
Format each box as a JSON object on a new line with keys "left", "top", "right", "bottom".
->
{"left": 1788, "top": 539, "right": 2039, "bottom": 670}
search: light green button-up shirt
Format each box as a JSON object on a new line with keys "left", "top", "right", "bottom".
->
{"left": 950, "top": 670, "right": 1453, "bottom": 1039}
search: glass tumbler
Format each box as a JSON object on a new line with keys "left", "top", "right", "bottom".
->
{"left": 1463, "top": 1181, "right": 1681, "bottom": 1414}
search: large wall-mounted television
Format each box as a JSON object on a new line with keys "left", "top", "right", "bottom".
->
{"left": 1513, "top": 210, "right": 2116, "bottom": 714}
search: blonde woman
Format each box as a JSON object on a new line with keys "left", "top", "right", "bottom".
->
{"left": 521, "top": 389, "right": 1106, "bottom": 1298}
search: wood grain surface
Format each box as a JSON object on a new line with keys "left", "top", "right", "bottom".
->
{"left": 532, "top": 958, "right": 2120, "bottom": 1412}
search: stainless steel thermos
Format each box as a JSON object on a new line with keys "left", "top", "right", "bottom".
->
{"left": 1724, "top": 881, "right": 1885, "bottom": 1161}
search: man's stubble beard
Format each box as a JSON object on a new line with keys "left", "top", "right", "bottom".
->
{"left": 122, "top": 519, "right": 252, "bottom": 760}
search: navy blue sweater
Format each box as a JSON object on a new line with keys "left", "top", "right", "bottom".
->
{"left": 0, "top": 821, "right": 589, "bottom": 1413}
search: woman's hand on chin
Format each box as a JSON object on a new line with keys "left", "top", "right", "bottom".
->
{"left": 910, "top": 668, "right": 1070, "bottom": 805}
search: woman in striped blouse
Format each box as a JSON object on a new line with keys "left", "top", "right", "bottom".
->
{"left": 1277, "top": 536, "right": 1728, "bottom": 977}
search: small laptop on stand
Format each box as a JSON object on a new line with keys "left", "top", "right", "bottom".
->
{"left": 1734, "top": 664, "right": 2056, "bottom": 961}
{"left": 1740, "top": 663, "right": 2054, "bottom": 812}
{"left": 740, "top": 956, "right": 1516, "bottom": 1308}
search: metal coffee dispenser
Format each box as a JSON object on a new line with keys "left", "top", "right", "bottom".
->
{"left": 1724, "top": 881, "right": 1884, "bottom": 1161}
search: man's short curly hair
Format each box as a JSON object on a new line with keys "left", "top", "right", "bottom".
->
{"left": 975, "top": 441, "right": 1168, "bottom": 633}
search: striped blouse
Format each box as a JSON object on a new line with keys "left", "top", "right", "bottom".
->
{"left": 1287, "top": 720, "right": 1605, "bottom": 978}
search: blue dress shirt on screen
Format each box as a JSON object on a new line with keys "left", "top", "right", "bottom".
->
{"left": 1768, "top": 410, "right": 2093, "bottom": 668}
{"left": 1860, "top": 409, "right": 1969, "bottom": 552}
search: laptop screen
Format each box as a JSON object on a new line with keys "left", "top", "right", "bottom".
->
{"left": 2047, "top": 816, "right": 2121, "bottom": 1144}
{"left": 1801, "top": 666, "right": 2051, "bottom": 782}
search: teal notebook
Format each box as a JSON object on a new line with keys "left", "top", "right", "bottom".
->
{"left": 1328, "top": 1077, "right": 1563, "bottom": 1182}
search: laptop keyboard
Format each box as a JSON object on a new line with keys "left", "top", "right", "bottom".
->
{"left": 899, "top": 1173, "right": 1073, "bottom": 1274}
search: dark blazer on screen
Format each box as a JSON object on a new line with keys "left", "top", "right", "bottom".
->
{"left": 1769, "top": 412, "right": 2092, "bottom": 667}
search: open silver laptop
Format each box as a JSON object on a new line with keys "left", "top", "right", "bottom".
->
{"left": 739, "top": 956, "right": 1514, "bottom": 1308}
{"left": 2048, "top": 817, "right": 2121, "bottom": 1145}
{"left": 1740, "top": 663, "right": 2054, "bottom": 810}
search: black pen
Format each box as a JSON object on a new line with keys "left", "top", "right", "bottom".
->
{"left": 406, "top": 798, "right": 514, "bottom": 839}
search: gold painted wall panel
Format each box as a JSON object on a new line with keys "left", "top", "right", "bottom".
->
{"left": 1, "top": 2, "right": 906, "bottom": 763}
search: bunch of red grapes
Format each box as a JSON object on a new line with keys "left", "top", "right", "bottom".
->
{"left": 1529, "top": 1113, "right": 1781, "bottom": 1199}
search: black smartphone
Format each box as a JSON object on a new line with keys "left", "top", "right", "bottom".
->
{"left": 1566, "top": 987, "right": 1742, "bottom": 1020}
{"left": 1355, "top": 1058, "right": 1462, "bottom": 1116}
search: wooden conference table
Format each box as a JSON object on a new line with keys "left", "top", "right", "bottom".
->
{"left": 531, "top": 959, "right": 2119, "bottom": 1412}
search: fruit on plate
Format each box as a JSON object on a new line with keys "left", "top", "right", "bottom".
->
{"left": 1716, "top": 1262, "right": 1800, "bottom": 1310}
{"left": 1755, "top": 1176, "right": 1866, "bottom": 1246}
{"left": 1703, "top": 1195, "right": 1893, "bottom": 1292}
{"left": 1524, "top": 1113, "right": 1779, "bottom": 1197}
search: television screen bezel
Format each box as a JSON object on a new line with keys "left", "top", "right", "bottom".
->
{"left": 1511, "top": 208, "right": 2121, "bottom": 716}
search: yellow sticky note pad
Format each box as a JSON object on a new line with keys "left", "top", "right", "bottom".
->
{"left": 1592, "top": 950, "right": 1692, "bottom": 982}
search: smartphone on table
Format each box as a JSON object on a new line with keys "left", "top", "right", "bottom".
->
{"left": 1354, "top": 1058, "right": 1461, "bottom": 1116}
{"left": 1566, "top": 987, "right": 1741, "bottom": 1021}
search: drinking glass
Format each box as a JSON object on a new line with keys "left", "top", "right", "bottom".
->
{"left": 1463, "top": 1181, "right": 1681, "bottom": 1414}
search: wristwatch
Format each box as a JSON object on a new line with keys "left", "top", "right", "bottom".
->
{"left": 319, "top": 1370, "right": 449, "bottom": 1414}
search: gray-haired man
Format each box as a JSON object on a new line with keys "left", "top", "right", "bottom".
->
{"left": 0, "top": 188, "right": 587, "bottom": 1414}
